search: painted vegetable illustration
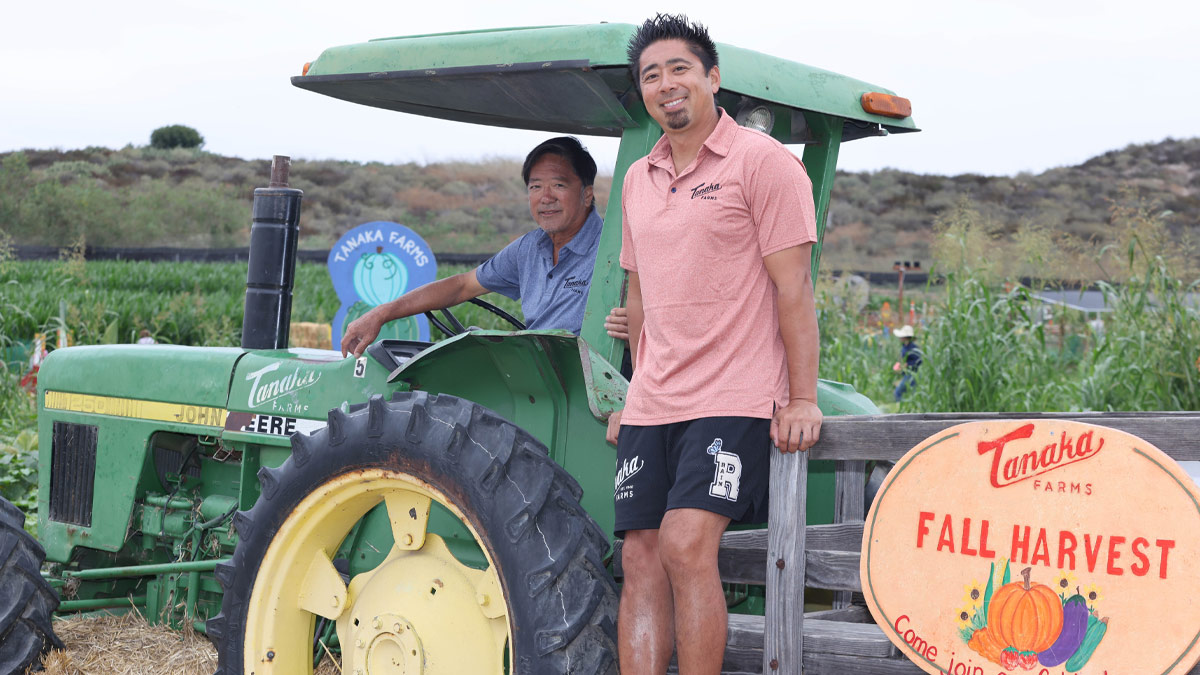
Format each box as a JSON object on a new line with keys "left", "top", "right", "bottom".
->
{"left": 1038, "top": 589, "right": 1090, "bottom": 666}
{"left": 959, "top": 565, "right": 1111, "bottom": 671}
{"left": 1064, "top": 613, "right": 1108, "bottom": 672}
{"left": 987, "top": 567, "right": 1064, "bottom": 656}
{"left": 353, "top": 247, "right": 407, "bottom": 306}
{"left": 967, "top": 626, "right": 1005, "bottom": 663}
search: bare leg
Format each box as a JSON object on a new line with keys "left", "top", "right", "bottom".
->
{"left": 618, "top": 528, "right": 675, "bottom": 674}
{"left": 659, "top": 508, "right": 730, "bottom": 675}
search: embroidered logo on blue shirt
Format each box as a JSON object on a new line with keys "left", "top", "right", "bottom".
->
{"left": 562, "top": 275, "right": 589, "bottom": 295}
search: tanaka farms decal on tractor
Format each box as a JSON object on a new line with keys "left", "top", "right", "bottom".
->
{"left": 862, "top": 420, "right": 1200, "bottom": 675}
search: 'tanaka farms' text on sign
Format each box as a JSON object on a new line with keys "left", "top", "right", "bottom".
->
{"left": 862, "top": 420, "right": 1200, "bottom": 675}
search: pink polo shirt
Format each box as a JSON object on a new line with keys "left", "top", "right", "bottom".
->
{"left": 619, "top": 110, "right": 817, "bottom": 425}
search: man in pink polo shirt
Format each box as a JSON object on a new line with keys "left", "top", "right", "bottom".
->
{"left": 607, "top": 14, "right": 823, "bottom": 674}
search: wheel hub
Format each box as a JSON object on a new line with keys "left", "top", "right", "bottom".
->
{"left": 347, "top": 613, "right": 423, "bottom": 674}
{"left": 337, "top": 532, "right": 507, "bottom": 674}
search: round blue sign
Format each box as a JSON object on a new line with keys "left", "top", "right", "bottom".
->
{"left": 327, "top": 221, "right": 437, "bottom": 346}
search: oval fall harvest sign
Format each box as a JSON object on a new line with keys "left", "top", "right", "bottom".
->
{"left": 862, "top": 420, "right": 1200, "bottom": 675}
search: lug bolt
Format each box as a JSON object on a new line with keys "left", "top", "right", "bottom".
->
{"left": 403, "top": 534, "right": 414, "bottom": 546}
{"left": 477, "top": 593, "right": 490, "bottom": 606}
{"left": 394, "top": 622, "right": 402, "bottom": 632}
{"left": 356, "top": 639, "right": 364, "bottom": 648}
{"left": 373, "top": 617, "right": 382, "bottom": 629}
{"left": 332, "top": 596, "right": 340, "bottom": 608}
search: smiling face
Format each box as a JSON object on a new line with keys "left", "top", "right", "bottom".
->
{"left": 526, "top": 154, "right": 593, "bottom": 243}
{"left": 636, "top": 38, "right": 720, "bottom": 134}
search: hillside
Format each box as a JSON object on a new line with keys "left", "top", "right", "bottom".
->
{"left": 825, "top": 137, "right": 1199, "bottom": 270}
{"left": 1, "top": 138, "right": 1196, "bottom": 270}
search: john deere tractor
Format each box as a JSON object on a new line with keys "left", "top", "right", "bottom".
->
{"left": 1, "top": 22, "right": 915, "bottom": 674}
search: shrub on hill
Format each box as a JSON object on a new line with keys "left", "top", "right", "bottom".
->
{"left": 150, "top": 124, "right": 205, "bottom": 149}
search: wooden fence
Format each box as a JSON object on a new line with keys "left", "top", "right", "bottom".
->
{"left": 623, "top": 411, "right": 1200, "bottom": 674}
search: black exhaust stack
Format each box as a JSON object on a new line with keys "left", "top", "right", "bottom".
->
{"left": 241, "top": 155, "right": 303, "bottom": 350}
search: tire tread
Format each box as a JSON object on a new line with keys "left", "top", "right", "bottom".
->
{"left": 0, "top": 498, "right": 62, "bottom": 674}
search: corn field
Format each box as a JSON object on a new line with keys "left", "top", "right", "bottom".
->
{"left": 2, "top": 199, "right": 1199, "bottom": 526}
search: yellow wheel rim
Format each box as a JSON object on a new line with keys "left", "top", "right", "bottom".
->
{"left": 242, "top": 469, "right": 510, "bottom": 674}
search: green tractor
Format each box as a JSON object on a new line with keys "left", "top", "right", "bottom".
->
{"left": 2, "top": 22, "right": 916, "bottom": 674}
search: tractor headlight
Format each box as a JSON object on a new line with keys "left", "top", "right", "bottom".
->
{"left": 735, "top": 103, "right": 774, "bottom": 134}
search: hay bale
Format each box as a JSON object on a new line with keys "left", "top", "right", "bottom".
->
{"left": 290, "top": 322, "right": 333, "bottom": 350}
{"left": 35, "top": 612, "right": 342, "bottom": 674}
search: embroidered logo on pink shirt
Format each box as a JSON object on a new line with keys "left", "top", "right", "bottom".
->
{"left": 690, "top": 182, "right": 722, "bottom": 200}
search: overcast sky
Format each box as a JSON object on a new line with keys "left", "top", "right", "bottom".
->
{"left": 2, "top": 0, "right": 1196, "bottom": 177}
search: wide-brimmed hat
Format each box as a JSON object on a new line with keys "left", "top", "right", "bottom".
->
{"left": 894, "top": 324, "right": 915, "bottom": 338}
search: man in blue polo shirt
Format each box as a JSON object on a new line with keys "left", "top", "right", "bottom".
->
{"left": 341, "top": 136, "right": 603, "bottom": 357}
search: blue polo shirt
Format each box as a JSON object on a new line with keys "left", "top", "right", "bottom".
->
{"left": 475, "top": 209, "right": 602, "bottom": 335}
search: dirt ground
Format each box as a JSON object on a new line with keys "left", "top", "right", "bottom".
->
{"left": 31, "top": 612, "right": 340, "bottom": 675}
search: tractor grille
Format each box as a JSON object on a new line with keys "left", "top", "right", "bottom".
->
{"left": 50, "top": 422, "right": 98, "bottom": 527}
{"left": 153, "top": 445, "right": 202, "bottom": 490}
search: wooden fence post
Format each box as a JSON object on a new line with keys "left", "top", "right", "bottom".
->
{"left": 765, "top": 447, "right": 808, "bottom": 674}
{"left": 832, "top": 459, "right": 865, "bottom": 608}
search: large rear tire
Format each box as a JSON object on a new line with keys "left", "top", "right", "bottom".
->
{"left": 208, "top": 392, "right": 617, "bottom": 674}
{"left": 0, "top": 498, "right": 62, "bottom": 675}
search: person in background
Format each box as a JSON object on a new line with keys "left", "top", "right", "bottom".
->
{"left": 892, "top": 324, "right": 922, "bottom": 401}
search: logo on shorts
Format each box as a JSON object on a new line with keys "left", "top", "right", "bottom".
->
{"left": 707, "top": 438, "right": 742, "bottom": 502}
{"left": 615, "top": 455, "right": 644, "bottom": 501}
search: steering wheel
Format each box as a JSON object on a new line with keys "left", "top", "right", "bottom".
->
{"left": 424, "top": 298, "right": 526, "bottom": 338}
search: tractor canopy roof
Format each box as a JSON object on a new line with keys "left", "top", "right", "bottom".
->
{"left": 292, "top": 23, "right": 917, "bottom": 140}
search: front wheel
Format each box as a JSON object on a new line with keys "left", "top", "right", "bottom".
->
{"left": 208, "top": 392, "right": 617, "bottom": 674}
{"left": 0, "top": 497, "right": 62, "bottom": 674}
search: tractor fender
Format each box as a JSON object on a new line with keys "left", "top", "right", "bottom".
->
{"left": 384, "top": 330, "right": 623, "bottom": 538}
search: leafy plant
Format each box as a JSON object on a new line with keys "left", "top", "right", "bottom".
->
{"left": 1080, "top": 196, "right": 1200, "bottom": 410}
{"left": 897, "top": 203, "right": 1078, "bottom": 412}
{"left": 0, "top": 363, "right": 37, "bottom": 534}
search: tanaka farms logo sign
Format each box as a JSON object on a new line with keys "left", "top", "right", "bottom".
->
{"left": 976, "top": 423, "right": 1104, "bottom": 489}
{"left": 327, "top": 221, "right": 437, "bottom": 347}
{"left": 862, "top": 420, "right": 1200, "bottom": 675}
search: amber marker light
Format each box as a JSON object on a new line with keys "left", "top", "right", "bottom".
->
{"left": 302, "top": 62, "right": 312, "bottom": 76}
{"left": 861, "top": 92, "right": 912, "bottom": 119}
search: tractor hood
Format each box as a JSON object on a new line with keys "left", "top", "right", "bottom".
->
{"left": 38, "top": 344, "right": 243, "bottom": 410}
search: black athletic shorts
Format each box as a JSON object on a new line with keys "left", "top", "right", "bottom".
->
{"left": 614, "top": 416, "right": 771, "bottom": 537}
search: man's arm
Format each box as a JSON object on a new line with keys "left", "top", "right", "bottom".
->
{"left": 606, "top": 271, "right": 642, "bottom": 445}
{"left": 341, "top": 269, "right": 489, "bottom": 358}
{"left": 763, "top": 244, "right": 822, "bottom": 453}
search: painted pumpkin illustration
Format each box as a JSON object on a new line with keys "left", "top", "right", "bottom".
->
{"left": 353, "top": 247, "right": 407, "bottom": 307}
{"left": 986, "top": 567, "right": 1064, "bottom": 654}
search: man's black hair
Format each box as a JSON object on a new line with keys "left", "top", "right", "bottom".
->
{"left": 626, "top": 13, "right": 719, "bottom": 81}
{"left": 521, "top": 136, "right": 598, "bottom": 188}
